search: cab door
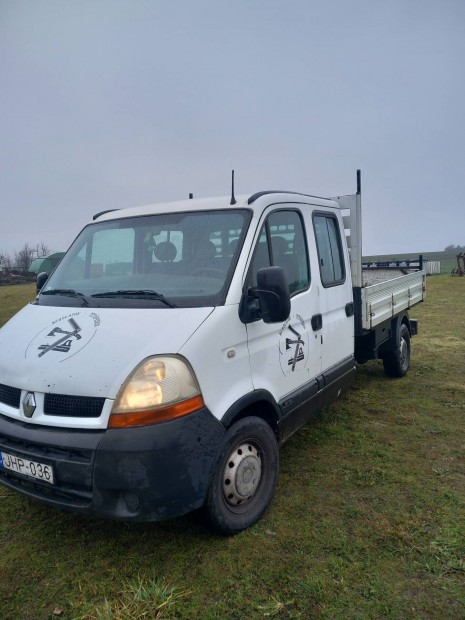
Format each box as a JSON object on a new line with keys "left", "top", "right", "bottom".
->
{"left": 312, "top": 211, "right": 354, "bottom": 376}
{"left": 245, "top": 207, "right": 322, "bottom": 429}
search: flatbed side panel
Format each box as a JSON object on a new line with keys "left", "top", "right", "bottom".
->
{"left": 360, "top": 271, "right": 426, "bottom": 330}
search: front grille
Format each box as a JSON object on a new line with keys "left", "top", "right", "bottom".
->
{"left": 0, "top": 431, "right": 93, "bottom": 464}
{"left": 44, "top": 393, "right": 105, "bottom": 418}
{"left": 0, "top": 383, "right": 21, "bottom": 409}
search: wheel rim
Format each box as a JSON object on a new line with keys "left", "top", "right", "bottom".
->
{"left": 399, "top": 334, "right": 409, "bottom": 368}
{"left": 222, "top": 442, "right": 262, "bottom": 506}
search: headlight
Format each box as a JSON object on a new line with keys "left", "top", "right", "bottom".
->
{"left": 109, "top": 356, "right": 204, "bottom": 428}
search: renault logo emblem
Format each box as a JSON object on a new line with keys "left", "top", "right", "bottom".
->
{"left": 23, "top": 392, "right": 37, "bottom": 418}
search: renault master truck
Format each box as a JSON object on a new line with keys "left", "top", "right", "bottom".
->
{"left": 0, "top": 172, "right": 425, "bottom": 534}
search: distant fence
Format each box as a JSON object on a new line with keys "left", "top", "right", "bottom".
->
{"left": 362, "top": 257, "right": 441, "bottom": 275}
{"left": 424, "top": 261, "right": 441, "bottom": 275}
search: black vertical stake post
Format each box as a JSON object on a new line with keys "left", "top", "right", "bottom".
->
{"left": 230, "top": 170, "right": 237, "bottom": 205}
{"left": 189, "top": 193, "right": 193, "bottom": 199}
{"left": 419, "top": 254, "right": 423, "bottom": 271}
{"left": 356, "top": 169, "right": 361, "bottom": 194}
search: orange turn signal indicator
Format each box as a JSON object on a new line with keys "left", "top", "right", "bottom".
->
{"left": 108, "top": 394, "right": 205, "bottom": 429}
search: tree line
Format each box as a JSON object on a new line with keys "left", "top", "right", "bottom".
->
{"left": 444, "top": 244, "right": 465, "bottom": 253}
{"left": 0, "top": 242, "right": 51, "bottom": 274}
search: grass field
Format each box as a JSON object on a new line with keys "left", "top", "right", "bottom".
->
{"left": 0, "top": 278, "right": 464, "bottom": 619}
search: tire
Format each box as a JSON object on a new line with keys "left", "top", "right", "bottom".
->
{"left": 383, "top": 323, "right": 411, "bottom": 377}
{"left": 203, "top": 416, "right": 279, "bottom": 536}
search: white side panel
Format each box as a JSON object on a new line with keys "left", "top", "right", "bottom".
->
{"left": 360, "top": 271, "right": 426, "bottom": 330}
{"left": 179, "top": 305, "right": 253, "bottom": 421}
{"left": 246, "top": 291, "right": 321, "bottom": 404}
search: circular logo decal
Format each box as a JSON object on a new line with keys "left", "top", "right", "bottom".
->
{"left": 25, "top": 312, "right": 101, "bottom": 362}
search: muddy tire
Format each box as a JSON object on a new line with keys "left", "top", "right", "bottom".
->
{"left": 203, "top": 416, "right": 279, "bottom": 535}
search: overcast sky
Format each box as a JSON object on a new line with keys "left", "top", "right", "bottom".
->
{"left": 1, "top": 0, "right": 464, "bottom": 257}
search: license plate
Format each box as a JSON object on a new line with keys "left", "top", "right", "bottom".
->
{"left": 0, "top": 451, "right": 54, "bottom": 485}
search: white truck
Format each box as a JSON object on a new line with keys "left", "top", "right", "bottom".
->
{"left": 0, "top": 172, "right": 425, "bottom": 534}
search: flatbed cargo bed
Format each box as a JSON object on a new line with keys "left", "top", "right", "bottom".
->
{"left": 359, "top": 269, "right": 426, "bottom": 331}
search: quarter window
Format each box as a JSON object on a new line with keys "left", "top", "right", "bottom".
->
{"left": 313, "top": 214, "right": 345, "bottom": 286}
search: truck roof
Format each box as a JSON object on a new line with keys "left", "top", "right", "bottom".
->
{"left": 92, "top": 191, "right": 340, "bottom": 223}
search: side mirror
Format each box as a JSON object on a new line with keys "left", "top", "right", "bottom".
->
{"left": 240, "top": 266, "right": 291, "bottom": 324}
{"left": 36, "top": 272, "right": 49, "bottom": 293}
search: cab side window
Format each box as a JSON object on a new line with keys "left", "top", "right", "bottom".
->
{"left": 248, "top": 210, "right": 310, "bottom": 295}
{"left": 313, "top": 214, "right": 345, "bottom": 286}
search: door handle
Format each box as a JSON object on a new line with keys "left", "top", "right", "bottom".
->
{"left": 311, "top": 314, "right": 323, "bottom": 331}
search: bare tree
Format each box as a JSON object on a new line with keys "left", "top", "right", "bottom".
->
{"left": 4, "top": 254, "right": 12, "bottom": 274}
{"left": 1, "top": 243, "right": 53, "bottom": 276}
{"left": 0, "top": 250, "right": 11, "bottom": 275}
{"left": 14, "top": 243, "right": 36, "bottom": 272}
{"left": 35, "top": 242, "right": 51, "bottom": 258}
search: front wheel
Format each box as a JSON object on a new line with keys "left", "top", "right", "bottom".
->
{"left": 203, "top": 416, "right": 279, "bottom": 535}
{"left": 383, "top": 323, "right": 411, "bottom": 377}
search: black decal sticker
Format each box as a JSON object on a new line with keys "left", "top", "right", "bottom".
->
{"left": 286, "top": 325, "right": 305, "bottom": 371}
{"left": 278, "top": 316, "right": 309, "bottom": 377}
{"left": 38, "top": 318, "right": 82, "bottom": 357}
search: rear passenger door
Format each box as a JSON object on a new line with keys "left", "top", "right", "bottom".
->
{"left": 245, "top": 207, "right": 322, "bottom": 407}
{"left": 312, "top": 211, "right": 354, "bottom": 373}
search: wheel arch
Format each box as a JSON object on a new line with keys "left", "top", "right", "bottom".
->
{"left": 220, "top": 390, "right": 281, "bottom": 440}
{"left": 380, "top": 312, "right": 411, "bottom": 354}
{"left": 399, "top": 312, "right": 411, "bottom": 333}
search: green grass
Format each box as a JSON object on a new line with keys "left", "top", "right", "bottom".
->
{"left": 0, "top": 283, "right": 36, "bottom": 328}
{"left": 1, "top": 278, "right": 465, "bottom": 619}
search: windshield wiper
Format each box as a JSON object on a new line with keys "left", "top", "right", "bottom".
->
{"left": 91, "top": 289, "right": 177, "bottom": 308}
{"left": 41, "top": 289, "right": 89, "bottom": 307}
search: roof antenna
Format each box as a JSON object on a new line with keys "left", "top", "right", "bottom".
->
{"left": 189, "top": 193, "right": 193, "bottom": 199}
{"left": 230, "top": 170, "right": 237, "bottom": 205}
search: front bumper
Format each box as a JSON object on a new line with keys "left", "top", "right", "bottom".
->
{"left": 0, "top": 407, "right": 225, "bottom": 521}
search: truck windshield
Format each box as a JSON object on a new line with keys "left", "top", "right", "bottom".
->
{"left": 38, "top": 209, "right": 251, "bottom": 309}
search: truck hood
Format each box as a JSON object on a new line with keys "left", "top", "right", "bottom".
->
{"left": 0, "top": 303, "right": 213, "bottom": 399}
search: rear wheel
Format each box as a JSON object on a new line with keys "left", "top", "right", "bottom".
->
{"left": 203, "top": 416, "right": 279, "bottom": 535}
{"left": 383, "top": 323, "right": 411, "bottom": 377}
